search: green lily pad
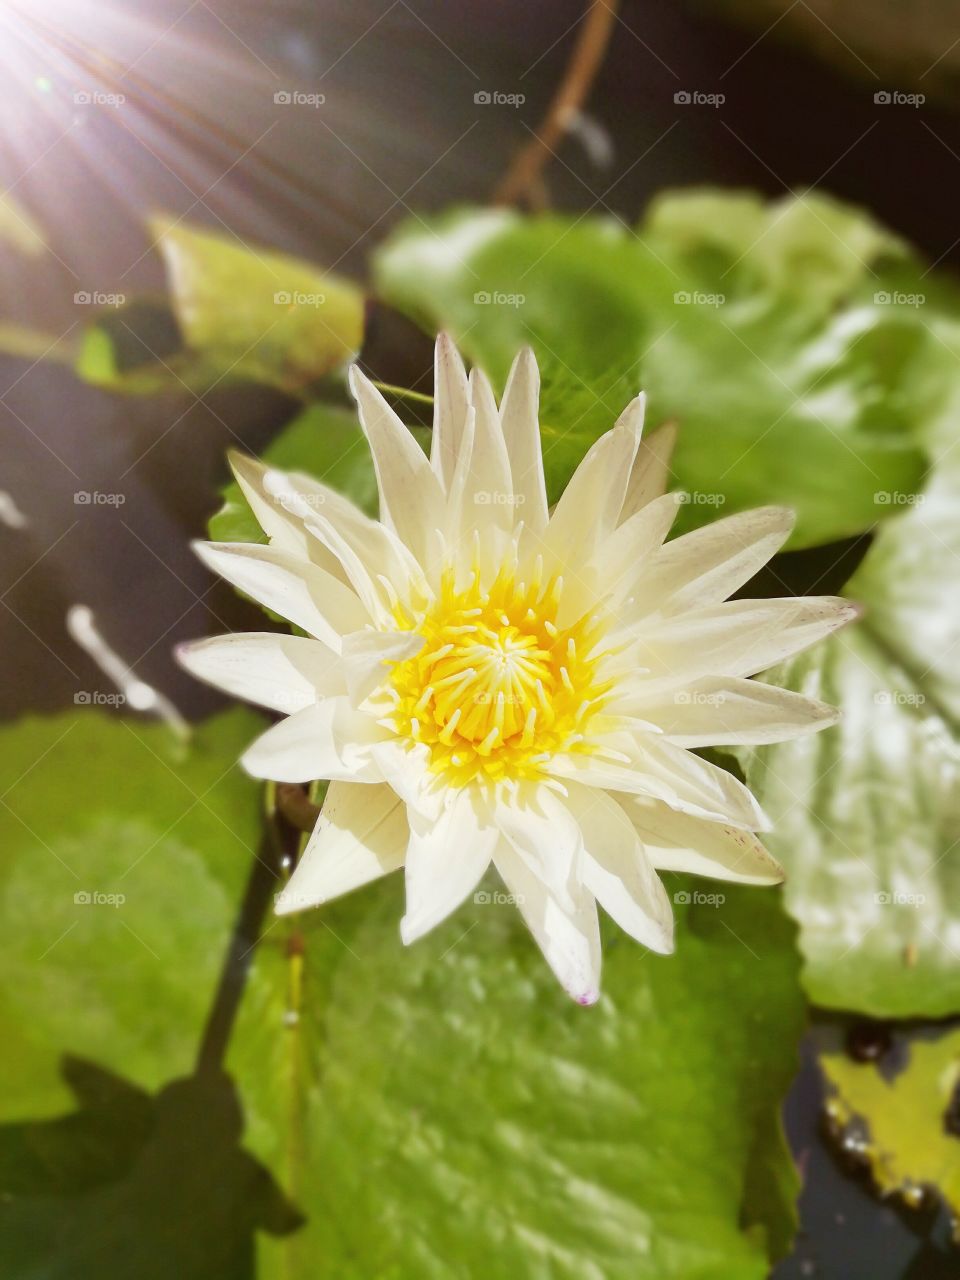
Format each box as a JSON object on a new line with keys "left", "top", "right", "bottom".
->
{"left": 229, "top": 876, "right": 805, "bottom": 1279}
{"left": 373, "top": 192, "right": 930, "bottom": 548}
{"left": 75, "top": 219, "right": 365, "bottom": 396}
{"left": 820, "top": 1023, "right": 960, "bottom": 1234}
{"left": 735, "top": 309, "right": 960, "bottom": 1018}
{"left": 0, "top": 708, "right": 265, "bottom": 1118}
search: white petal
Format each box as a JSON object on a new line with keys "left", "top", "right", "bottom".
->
{"left": 256, "top": 459, "right": 425, "bottom": 599}
{"left": 341, "top": 629, "right": 424, "bottom": 704}
{"left": 464, "top": 365, "right": 514, "bottom": 538}
{"left": 542, "top": 396, "right": 644, "bottom": 569}
{"left": 176, "top": 632, "right": 343, "bottom": 713}
{"left": 558, "top": 492, "right": 682, "bottom": 628}
{"left": 228, "top": 450, "right": 311, "bottom": 559}
{"left": 499, "top": 347, "right": 548, "bottom": 532}
{"left": 631, "top": 507, "right": 795, "bottom": 617}
{"left": 629, "top": 597, "right": 859, "bottom": 681}
{"left": 430, "top": 332, "right": 470, "bottom": 491}
{"left": 619, "top": 796, "right": 785, "bottom": 885}
{"left": 495, "top": 783, "right": 583, "bottom": 907}
{"left": 193, "top": 541, "right": 368, "bottom": 650}
{"left": 276, "top": 781, "right": 407, "bottom": 915}
{"left": 549, "top": 734, "right": 768, "bottom": 830}
{"left": 228, "top": 451, "right": 348, "bottom": 582}
{"left": 494, "top": 840, "right": 601, "bottom": 1005}
{"left": 400, "top": 789, "right": 497, "bottom": 943}
{"left": 615, "top": 675, "right": 840, "bottom": 746}
{"left": 619, "top": 422, "right": 678, "bottom": 523}
{"left": 241, "top": 699, "right": 385, "bottom": 783}
{"left": 564, "top": 785, "right": 674, "bottom": 953}
{"left": 349, "top": 365, "right": 444, "bottom": 563}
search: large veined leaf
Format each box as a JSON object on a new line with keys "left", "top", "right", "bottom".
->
{"left": 372, "top": 192, "right": 930, "bottom": 548}
{"left": 735, "top": 309, "right": 960, "bottom": 1018}
{"left": 0, "top": 708, "right": 265, "bottom": 1117}
{"left": 75, "top": 220, "right": 364, "bottom": 396}
{"left": 229, "top": 876, "right": 805, "bottom": 1279}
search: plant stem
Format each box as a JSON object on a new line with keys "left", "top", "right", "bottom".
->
{"left": 493, "top": 0, "right": 620, "bottom": 209}
{"left": 372, "top": 379, "right": 435, "bottom": 406}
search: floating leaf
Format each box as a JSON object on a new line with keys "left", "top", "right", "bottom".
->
{"left": 229, "top": 877, "right": 805, "bottom": 1279}
{"left": 373, "top": 192, "right": 930, "bottom": 548}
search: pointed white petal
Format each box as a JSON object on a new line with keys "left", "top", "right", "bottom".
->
{"left": 430, "top": 332, "right": 471, "bottom": 491}
{"left": 241, "top": 698, "right": 385, "bottom": 783}
{"left": 276, "top": 781, "right": 407, "bottom": 914}
{"left": 631, "top": 507, "right": 795, "bottom": 617}
{"left": 341, "top": 629, "right": 424, "bottom": 704}
{"left": 619, "top": 796, "right": 785, "bottom": 885}
{"left": 549, "top": 733, "right": 769, "bottom": 830}
{"left": 630, "top": 596, "right": 859, "bottom": 681}
{"left": 564, "top": 785, "right": 674, "bottom": 953}
{"left": 349, "top": 365, "right": 444, "bottom": 563}
{"left": 494, "top": 841, "right": 601, "bottom": 1005}
{"left": 193, "top": 541, "right": 368, "bottom": 650}
{"left": 400, "top": 790, "right": 497, "bottom": 943}
{"left": 619, "top": 422, "right": 678, "bottom": 522}
{"left": 543, "top": 396, "right": 644, "bottom": 569}
{"left": 495, "top": 783, "right": 583, "bottom": 907}
{"left": 617, "top": 675, "right": 840, "bottom": 746}
{"left": 499, "top": 347, "right": 548, "bottom": 531}
{"left": 464, "top": 365, "right": 515, "bottom": 536}
{"left": 228, "top": 450, "right": 311, "bottom": 559}
{"left": 558, "top": 492, "right": 682, "bottom": 627}
{"left": 176, "top": 632, "right": 343, "bottom": 713}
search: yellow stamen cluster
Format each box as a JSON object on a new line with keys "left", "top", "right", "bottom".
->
{"left": 385, "top": 563, "right": 611, "bottom": 786}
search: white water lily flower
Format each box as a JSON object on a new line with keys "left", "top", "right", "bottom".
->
{"left": 179, "top": 335, "right": 857, "bottom": 1003}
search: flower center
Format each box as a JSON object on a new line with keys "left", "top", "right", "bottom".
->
{"left": 386, "top": 565, "right": 612, "bottom": 785}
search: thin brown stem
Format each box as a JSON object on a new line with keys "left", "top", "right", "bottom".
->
{"left": 493, "top": 0, "right": 620, "bottom": 209}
